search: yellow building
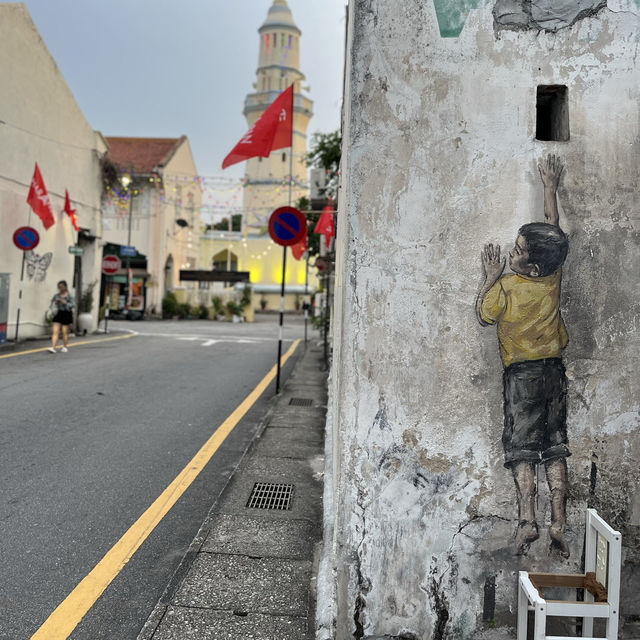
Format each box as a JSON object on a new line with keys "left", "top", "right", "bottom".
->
{"left": 199, "top": 0, "right": 317, "bottom": 313}
{"left": 242, "top": 0, "right": 313, "bottom": 228}
{"left": 200, "top": 230, "right": 316, "bottom": 312}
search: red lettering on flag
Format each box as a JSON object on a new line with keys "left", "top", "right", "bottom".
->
{"left": 314, "top": 205, "right": 335, "bottom": 244}
{"left": 222, "top": 85, "right": 294, "bottom": 169}
{"left": 26, "top": 163, "right": 55, "bottom": 230}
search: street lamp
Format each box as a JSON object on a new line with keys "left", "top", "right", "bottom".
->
{"left": 120, "top": 172, "right": 135, "bottom": 316}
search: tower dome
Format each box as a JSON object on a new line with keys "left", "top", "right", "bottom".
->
{"left": 241, "top": 0, "right": 313, "bottom": 227}
{"left": 259, "top": 0, "right": 301, "bottom": 34}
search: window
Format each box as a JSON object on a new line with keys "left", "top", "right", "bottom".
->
{"left": 282, "top": 152, "right": 287, "bottom": 162}
{"left": 288, "top": 35, "right": 293, "bottom": 48}
{"left": 536, "top": 85, "right": 569, "bottom": 142}
{"left": 272, "top": 33, "right": 277, "bottom": 47}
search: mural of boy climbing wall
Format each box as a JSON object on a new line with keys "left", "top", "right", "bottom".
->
{"left": 318, "top": 2, "right": 640, "bottom": 638}
{"left": 476, "top": 155, "right": 571, "bottom": 557}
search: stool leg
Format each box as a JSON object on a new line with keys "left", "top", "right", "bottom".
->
{"left": 534, "top": 602, "right": 547, "bottom": 640}
{"left": 606, "top": 613, "right": 619, "bottom": 640}
{"left": 583, "top": 591, "right": 594, "bottom": 637}
{"left": 517, "top": 583, "right": 528, "bottom": 640}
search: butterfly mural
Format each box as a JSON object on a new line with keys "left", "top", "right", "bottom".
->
{"left": 25, "top": 251, "right": 53, "bottom": 282}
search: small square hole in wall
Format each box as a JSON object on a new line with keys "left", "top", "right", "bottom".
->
{"left": 536, "top": 85, "right": 570, "bottom": 142}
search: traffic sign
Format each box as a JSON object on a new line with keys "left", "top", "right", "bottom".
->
{"left": 268, "top": 207, "right": 307, "bottom": 247}
{"left": 68, "top": 246, "right": 84, "bottom": 256}
{"left": 120, "top": 245, "right": 136, "bottom": 257}
{"left": 13, "top": 227, "right": 40, "bottom": 251}
{"left": 102, "top": 255, "right": 121, "bottom": 275}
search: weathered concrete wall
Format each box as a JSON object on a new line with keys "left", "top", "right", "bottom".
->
{"left": 319, "top": 1, "right": 640, "bottom": 638}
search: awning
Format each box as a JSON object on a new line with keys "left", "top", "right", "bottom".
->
{"left": 114, "top": 268, "right": 151, "bottom": 278}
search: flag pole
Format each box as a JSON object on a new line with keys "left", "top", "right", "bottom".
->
{"left": 276, "top": 145, "right": 294, "bottom": 394}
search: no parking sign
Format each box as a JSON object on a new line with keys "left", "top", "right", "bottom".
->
{"left": 268, "top": 207, "right": 307, "bottom": 247}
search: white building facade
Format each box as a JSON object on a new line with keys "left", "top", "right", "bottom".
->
{"left": 0, "top": 3, "right": 105, "bottom": 341}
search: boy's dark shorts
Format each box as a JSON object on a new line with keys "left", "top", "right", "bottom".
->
{"left": 502, "top": 358, "right": 570, "bottom": 468}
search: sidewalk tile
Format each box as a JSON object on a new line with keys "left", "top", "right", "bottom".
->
{"left": 253, "top": 427, "right": 324, "bottom": 459}
{"left": 173, "top": 554, "right": 312, "bottom": 616}
{"left": 152, "top": 606, "right": 308, "bottom": 640}
{"left": 202, "top": 514, "right": 317, "bottom": 558}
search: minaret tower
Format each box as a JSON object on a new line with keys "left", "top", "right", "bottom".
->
{"left": 243, "top": 0, "right": 313, "bottom": 228}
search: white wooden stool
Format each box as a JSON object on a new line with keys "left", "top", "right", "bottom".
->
{"left": 517, "top": 509, "right": 622, "bottom": 640}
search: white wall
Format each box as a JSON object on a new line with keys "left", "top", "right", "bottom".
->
{"left": 0, "top": 4, "right": 104, "bottom": 339}
{"left": 319, "top": 2, "right": 640, "bottom": 638}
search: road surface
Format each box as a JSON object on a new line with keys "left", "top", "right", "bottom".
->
{"left": 0, "top": 316, "right": 308, "bottom": 639}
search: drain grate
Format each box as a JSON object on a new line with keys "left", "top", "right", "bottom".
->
{"left": 246, "top": 482, "right": 294, "bottom": 510}
{"left": 289, "top": 397, "right": 313, "bottom": 407}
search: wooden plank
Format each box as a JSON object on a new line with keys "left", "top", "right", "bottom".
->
{"left": 529, "top": 573, "right": 586, "bottom": 589}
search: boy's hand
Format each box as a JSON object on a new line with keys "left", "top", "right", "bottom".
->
{"left": 481, "top": 243, "right": 505, "bottom": 282}
{"left": 538, "top": 153, "right": 563, "bottom": 190}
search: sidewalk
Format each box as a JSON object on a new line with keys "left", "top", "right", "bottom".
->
{"left": 138, "top": 342, "right": 328, "bottom": 640}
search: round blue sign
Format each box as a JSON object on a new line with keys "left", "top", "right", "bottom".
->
{"left": 268, "top": 207, "right": 307, "bottom": 247}
{"left": 13, "top": 226, "right": 40, "bottom": 251}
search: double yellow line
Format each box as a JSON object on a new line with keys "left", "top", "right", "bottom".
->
{"left": 32, "top": 338, "right": 300, "bottom": 639}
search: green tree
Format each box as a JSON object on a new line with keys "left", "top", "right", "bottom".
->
{"left": 307, "top": 131, "right": 341, "bottom": 171}
{"left": 207, "top": 214, "right": 242, "bottom": 232}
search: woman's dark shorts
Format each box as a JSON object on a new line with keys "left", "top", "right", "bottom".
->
{"left": 52, "top": 310, "right": 73, "bottom": 326}
{"left": 502, "top": 357, "right": 570, "bottom": 468}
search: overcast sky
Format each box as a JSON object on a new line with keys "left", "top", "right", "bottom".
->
{"left": 22, "top": 0, "right": 347, "bottom": 181}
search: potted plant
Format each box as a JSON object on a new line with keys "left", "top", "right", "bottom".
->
{"left": 212, "top": 295, "right": 225, "bottom": 320}
{"left": 260, "top": 295, "right": 268, "bottom": 311}
{"left": 225, "top": 300, "right": 243, "bottom": 323}
{"left": 77, "top": 282, "right": 96, "bottom": 335}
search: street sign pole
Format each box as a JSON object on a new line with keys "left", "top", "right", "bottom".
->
{"left": 12, "top": 223, "right": 40, "bottom": 343}
{"left": 267, "top": 184, "right": 306, "bottom": 394}
{"left": 104, "top": 278, "right": 110, "bottom": 334}
{"left": 276, "top": 243, "right": 287, "bottom": 393}
{"left": 14, "top": 251, "right": 26, "bottom": 342}
{"left": 304, "top": 251, "right": 309, "bottom": 345}
{"left": 101, "top": 255, "right": 121, "bottom": 334}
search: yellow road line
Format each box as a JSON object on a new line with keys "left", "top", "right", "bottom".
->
{"left": 0, "top": 333, "right": 135, "bottom": 360}
{"left": 31, "top": 338, "right": 301, "bottom": 640}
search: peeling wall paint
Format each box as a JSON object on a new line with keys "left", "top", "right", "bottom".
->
{"left": 493, "top": 0, "right": 608, "bottom": 32}
{"left": 318, "top": 1, "right": 640, "bottom": 638}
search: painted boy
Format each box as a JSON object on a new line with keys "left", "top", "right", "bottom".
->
{"left": 476, "top": 155, "right": 570, "bottom": 557}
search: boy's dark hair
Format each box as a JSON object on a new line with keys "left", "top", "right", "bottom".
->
{"left": 57, "top": 280, "right": 68, "bottom": 288}
{"left": 518, "top": 223, "right": 568, "bottom": 276}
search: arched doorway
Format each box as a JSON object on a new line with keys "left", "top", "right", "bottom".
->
{"left": 212, "top": 250, "right": 238, "bottom": 272}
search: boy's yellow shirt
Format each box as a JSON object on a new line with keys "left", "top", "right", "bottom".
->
{"left": 481, "top": 271, "right": 568, "bottom": 367}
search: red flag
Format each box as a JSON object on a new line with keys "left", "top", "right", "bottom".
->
{"left": 291, "top": 232, "right": 307, "bottom": 261}
{"left": 26, "top": 163, "right": 55, "bottom": 230}
{"left": 314, "top": 205, "right": 335, "bottom": 244}
{"left": 222, "top": 85, "right": 294, "bottom": 169}
{"left": 64, "top": 189, "right": 80, "bottom": 232}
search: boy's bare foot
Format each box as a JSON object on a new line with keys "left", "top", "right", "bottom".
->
{"left": 514, "top": 520, "right": 539, "bottom": 555}
{"left": 549, "top": 523, "right": 570, "bottom": 558}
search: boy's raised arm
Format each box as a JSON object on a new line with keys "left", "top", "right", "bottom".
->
{"left": 476, "top": 243, "right": 505, "bottom": 326}
{"left": 538, "top": 154, "right": 564, "bottom": 227}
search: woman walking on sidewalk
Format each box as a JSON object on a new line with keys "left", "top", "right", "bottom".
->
{"left": 48, "top": 280, "right": 74, "bottom": 353}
